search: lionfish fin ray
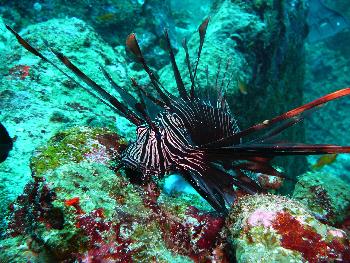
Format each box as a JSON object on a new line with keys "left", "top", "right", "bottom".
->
{"left": 5, "top": 25, "right": 142, "bottom": 125}
{"left": 218, "top": 58, "right": 232, "bottom": 101}
{"left": 131, "top": 79, "right": 166, "bottom": 109}
{"left": 126, "top": 33, "right": 172, "bottom": 106}
{"left": 182, "top": 38, "right": 195, "bottom": 99}
{"left": 191, "top": 17, "right": 209, "bottom": 97}
{"left": 130, "top": 80, "right": 158, "bottom": 131}
{"left": 205, "top": 87, "right": 350, "bottom": 147}
{"left": 210, "top": 164, "right": 263, "bottom": 194}
{"left": 164, "top": 29, "right": 188, "bottom": 100}
{"left": 100, "top": 66, "right": 140, "bottom": 109}
{"left": 6, "top": 25, "right": 47, "bottom": 61}
{"left": 205, "top": 143, "right": 350, "bottom": 157}
{"left": 181, "top": 169, "right": 229, "bottom": 214}
{"left": 50, "top": 48, "right": 143, "bottom": 125}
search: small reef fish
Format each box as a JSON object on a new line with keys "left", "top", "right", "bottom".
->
{"left": 237, "top": 76, "right": 248, "bottom": 95}
{"left": 96, "top": 13, "right": 117, "bottom": 23}
{"left": 0, "top": 123, "right": 13, "bottom": 163}
{"left": 312, "top": 153, "right": 338, "bottom": 169}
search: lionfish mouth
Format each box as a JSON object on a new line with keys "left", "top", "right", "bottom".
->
{"left": 6, "top": 19, "right": 350, "bottom": 215}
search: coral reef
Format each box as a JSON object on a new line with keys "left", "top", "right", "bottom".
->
{"left": 226, "top": 194, "right": 350, "bottom": 262}
{"left": 2, "top": 128, "right": 229, "bottom": 262}
{"left": 30, "top": 126, "right": 126, "bottom": 175}
{"left": 1, "top": 0, "right": 349, "bottom": 262}
{"left": 0, "top": 16, "right": 134, "bottom": 215}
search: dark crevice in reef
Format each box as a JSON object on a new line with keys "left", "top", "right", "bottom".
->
{"left": 228, "top": 0, "right": 308, "bottom": 193}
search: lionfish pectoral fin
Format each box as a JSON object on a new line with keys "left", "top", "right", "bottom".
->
{"left": 207, "top": 143, "right": 350, "bottom": 156}
{"left": 211, "top": 164, "right": 264, "bottom": 194}
{"left": 205, "top": 87, "right": 350, "bottom": 148}
{"left": 233, "top": 160, "right": 292, "bottom": 184}
{"left": 181, "top": 169, "right": 229, "bottom": 215}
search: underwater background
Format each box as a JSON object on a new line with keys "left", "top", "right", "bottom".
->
{"left": 0, "top": 0, "right": 350, "bottom": 262}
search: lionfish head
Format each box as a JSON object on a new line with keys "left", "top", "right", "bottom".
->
{"left": 121, "top": 123, "right": 165, "bottom": 176}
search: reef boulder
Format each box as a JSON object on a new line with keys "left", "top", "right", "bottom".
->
{"left": 3, "top": 127, "right": 229, "bottom": 262}
{"left": 226, "top": 194, "right": 350, "bottom": 262}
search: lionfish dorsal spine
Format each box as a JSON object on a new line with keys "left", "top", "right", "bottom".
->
{"left": 164, "top": 29, "right": 188, "bottom": 101}
{"left": 126, "top": 33, "right": 173, "bottom": 107}
{"left": 182, "top": 38, "right": 196, "bottom": 97}
{"left": 191, "top": 17, "right": 210, "bottom": 98}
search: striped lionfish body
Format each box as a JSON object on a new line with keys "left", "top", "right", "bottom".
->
{"left": 122, "top": 98, "right": 239, "bottom": 177}
{"left": 7, "top": 19, "right": 350, "bottom": 214}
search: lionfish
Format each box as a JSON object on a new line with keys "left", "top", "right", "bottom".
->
{"left": 6, "top": 19, "right": 350, "bottom": 214}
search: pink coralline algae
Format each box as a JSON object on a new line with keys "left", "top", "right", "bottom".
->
{"left": 247, "top": 208, "right": 276, "bottom": 227}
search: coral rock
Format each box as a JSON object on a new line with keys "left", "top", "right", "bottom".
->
{"left": 226, "top": 194, "right": 350, "bottom": 263}
{"left": 293, "top": 171, "right": 350, "bottom": 224}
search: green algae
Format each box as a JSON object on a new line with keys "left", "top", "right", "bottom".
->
{"left": 30, "top": 127, "right": 120, "bottom": 176}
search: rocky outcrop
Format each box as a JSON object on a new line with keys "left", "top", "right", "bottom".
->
{"left": 226, "top": 194, "right": 350, "bottom": 262}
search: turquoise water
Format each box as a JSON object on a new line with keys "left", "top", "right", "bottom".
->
{"left": 0, "top": 1, "right": 350, "bottom": 262}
